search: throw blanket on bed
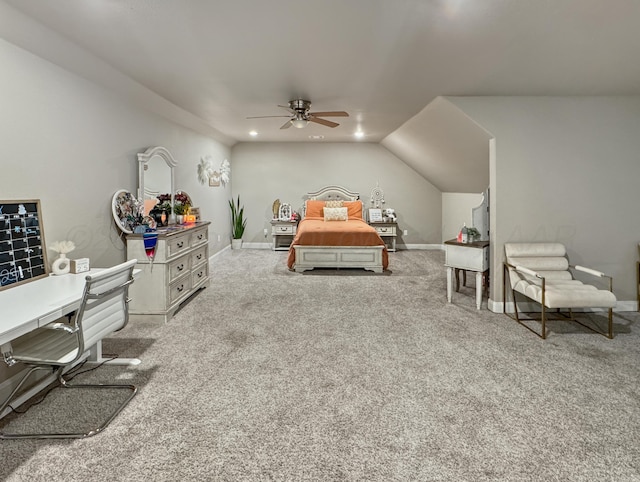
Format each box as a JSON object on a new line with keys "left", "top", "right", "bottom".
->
{"left": 286, "top": 217, "right": 389, "bottom": 269}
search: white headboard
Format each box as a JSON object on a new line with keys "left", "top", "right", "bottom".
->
{"left": 305, "top": 185, "right": 360, "bottom": 202}
{"left": 303, "top": 185, "right": 364, "bottom": 219}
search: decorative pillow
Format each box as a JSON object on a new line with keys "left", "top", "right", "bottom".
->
{"left": 323, "top": 207, "right": 348, "bottom": 221}
{"left": 305, "top": 200, "right": 325, "bottom": 218}
{"left": 325, "top": 200, "right": 344, "bottom": 208}
{"left": 343, "top": 201, "right": 363, "bottom": 219}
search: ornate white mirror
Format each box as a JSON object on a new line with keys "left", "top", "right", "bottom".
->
{"left": 137, "top": 146, "right": 177, "bottom": 216}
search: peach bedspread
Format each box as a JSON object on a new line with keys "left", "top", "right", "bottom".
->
{"left": 286, "top": 217, "right": 389, "bottom": 269}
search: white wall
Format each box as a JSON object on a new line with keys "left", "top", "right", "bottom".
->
{"left": 0, "top": 33, "right": 231, "bottom": 394}
{"left": 0, "top": 38, "right": 231, "bottom": 269}
{"left": 442, "top": 193, "right": 483, "bottom": 242}
{"left": 230, "top": 142, "right": 442, "bottom": 247}
{"left": 449, "top": 96, "right": 640, "bottom": 308}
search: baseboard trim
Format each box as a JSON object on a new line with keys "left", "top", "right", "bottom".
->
{"left": 209, "top": 245, "right": 231, "bottom": 260}
{"left": 242, "top": 242, "right": 272, "bottom": 250}
{"left": 398, "top": 244, "right": 442, "bottom": 250}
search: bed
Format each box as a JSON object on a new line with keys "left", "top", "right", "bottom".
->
{"left": 286, "top": 186, "right": 389, "bottom": 273}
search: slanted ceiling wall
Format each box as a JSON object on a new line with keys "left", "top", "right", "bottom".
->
{"left": 381, "top": 96, "right": 491, "bottom": 193}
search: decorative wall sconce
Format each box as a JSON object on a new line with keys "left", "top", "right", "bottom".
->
{"left": 197, "top": 157, "right": 231, "bottom": 187}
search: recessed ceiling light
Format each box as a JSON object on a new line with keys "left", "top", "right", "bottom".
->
{"left": 309, "top": 135, "right": 325, "bottom": 140}
{"left": 354, "top": 131, "right": 364, "bottom": 139}
{"left": 249, "top": 130, "right": 258, "bottom": 137}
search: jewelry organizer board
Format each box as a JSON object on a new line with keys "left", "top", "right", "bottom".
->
{"left": 0, "top": 200, "right": 49, "bottom": 291}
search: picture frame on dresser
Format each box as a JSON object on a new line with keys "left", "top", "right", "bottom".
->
{"left": 368, "top": 209, "right": 383, "bottom": 222}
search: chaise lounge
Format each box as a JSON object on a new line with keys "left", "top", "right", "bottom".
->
{"left": 503, "top": 242, "right": 617, "bottom": 339}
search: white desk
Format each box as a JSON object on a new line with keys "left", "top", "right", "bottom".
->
{"left": 444, "top": 239, "right": 490, "bottom": 309}
{"left": 0, "top": 269, "right": 140, "bottom": 364}
{"left": 0, "top": 269, "right": 141, "bottom": 419}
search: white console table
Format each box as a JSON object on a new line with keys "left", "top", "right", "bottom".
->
{"left": 444, "top": 239, "right": 490, "bottom": 309}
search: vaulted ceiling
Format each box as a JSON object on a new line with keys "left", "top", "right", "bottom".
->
{"left": 2, "top": 0, "right": 639, "bottom": 191}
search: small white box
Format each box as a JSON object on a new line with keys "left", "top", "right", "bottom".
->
{"left": 70, "top": 258, "right": 90, "bottom": 274}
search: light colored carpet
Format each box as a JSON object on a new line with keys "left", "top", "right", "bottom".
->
{"left": 1, "top": 249, "right": 639, "bottom": 481}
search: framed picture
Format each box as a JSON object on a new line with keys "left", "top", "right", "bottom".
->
{"left": 368, "top": 208, "right": 383, "bottom": 222}
{"left": 190, "top": 207, "right": 201, "bottom": 222}
{"left": 0, "top": 199, "right": 49, "bottom": 291}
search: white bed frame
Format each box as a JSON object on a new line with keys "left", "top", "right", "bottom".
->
{"left": 292, "top": 185, "right": 385, "bottom": 273}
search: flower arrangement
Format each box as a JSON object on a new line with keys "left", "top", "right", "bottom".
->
{"left": 156, "top": 193, "right": 173, "bottom": 213}
{"left": 156, "top": 192, "right": 191, "bottom": 216}
{"left": 174, "top": 203, "right": 190, "bottom": 216}
{"left": 50, "top": 240, "right": 76, "bottom": 275}
{"left": 115, "top": 191, "right": 146, "bottom": 231}
{"left": 50, "top": 240, "right": 76, "bottom": 255}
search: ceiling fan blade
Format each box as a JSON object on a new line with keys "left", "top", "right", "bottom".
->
{"left": 280, "top": 120, "right": 292, "bottom": 129}
{"left": 246, "top": 115, "right": 291, "bottom": 119}
{"left": 278, "top": 105, "right": 295, "bottom": 114}
{"left": 308, "top": 111, "right": 349, "bottom": 117}
{"left": 309, "top": 117, "right": 339, "bottom": 128}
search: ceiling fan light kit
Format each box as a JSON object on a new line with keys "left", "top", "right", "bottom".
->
{"left": 291, "top": 118, "right": 308, "bottom": 128}
{"left": 247, "top": 99, "right": 349, "bottom": 130}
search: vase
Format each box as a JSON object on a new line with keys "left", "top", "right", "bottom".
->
{"left": 51, "top": 253, "right": 70, "bottom": 275}
{"left": 176, "top": 215, "right": 184, "bottom": 224}
{"left": 231, "top": 239, "right": 243, "bottom": 250}
{"left": 150, "top": 208, "right": 169, "bottom": 227}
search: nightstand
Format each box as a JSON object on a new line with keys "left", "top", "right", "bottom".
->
{"left": 369, "top": 221, "right": 397, "bottom": 252}
{"left": 271, "top": 220, "right": 297, "bottom": 251}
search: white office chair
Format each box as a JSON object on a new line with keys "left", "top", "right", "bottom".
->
{"left": 0, "top": 259, "right": 138, "bottom": 439}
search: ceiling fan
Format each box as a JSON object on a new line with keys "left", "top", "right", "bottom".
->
{"left": 247, "top": 99, "right": 349, "bottom": 129}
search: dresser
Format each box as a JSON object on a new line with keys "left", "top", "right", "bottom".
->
{"left": 369, "top": 221, "right": 397, "bottom": 252}
{"left": 126, "top": 222, "right": 210, "bottom": 322}
{"left": 444, "top": 239, "right": 490, "bottom": 309}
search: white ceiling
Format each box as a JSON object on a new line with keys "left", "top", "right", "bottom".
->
{"left": 4, "top": 0, "right": 640, "bottom": 146}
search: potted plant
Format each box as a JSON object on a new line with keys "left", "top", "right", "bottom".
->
{"left": 173, "top": 202, "right": 190, "bottom": 224}
{"left": 466, "top": 227, "right": 481, "bottom": 242}
{"left": 229, "top": 195, "right": 247, "bottom": 249}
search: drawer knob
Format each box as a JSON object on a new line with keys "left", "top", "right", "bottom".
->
{"left": 176, "top": 285, "right": 184, "bottom": 292}
{"left": 177, "top": 264, "right": 184, "bottom": 271}
{"left": 197, "top": 234, "right": 203, "bottom": 240}
{"left": 196, "top": 254, "right": 202, "bottom": 260}
{"left": 177, "top": 241, "right": 184, "bottom": 248}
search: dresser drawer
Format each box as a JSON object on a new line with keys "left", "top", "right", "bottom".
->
{"left": 192, "top": 263, "right": 209, "bottom": 288}
{"left": 167, "top": 232, "right": 190, "bottom": 259}
{"left": 374, "top": 225, "right": 396, "bottom": 236}
{"left": 272, "top": 224, "right": 295, "bottom": 235}
{"left": 190, "top": 228, "right": 208, "bottom": 247}
{"left": 169, "top": 276, "right": 192, "bottom": 305}
{"left": 191, "top": 246, "right": 207, "bottom": 268}
{"left": 445, "top": 244, "right": 489, "bottom": 271}
{"left": 168, "top": 255, "right": 190, "bottom": 283}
